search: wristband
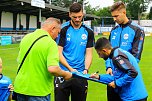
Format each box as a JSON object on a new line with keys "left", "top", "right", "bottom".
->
{"left": 84, "top": 69, "right": 89, "bottom": 73}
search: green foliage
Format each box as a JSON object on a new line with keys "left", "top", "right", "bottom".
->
{"left": 91, "top": 19, "right": 99, "bottom": 26}
{"left": 114, "top": 0, "right": 150, "bottom": 20}
{"left": 51, "top": 0, "right": 66, "bottom": 7}
{"left": 85, "top": 6, "right": 114, "bottom": 26}
{"left": 51, "top": 0, "right": 88, "bottom": 8}
{"left": 85, "top": 4, "right": 96, "bottom": 14}
{"left": 95, "top": 7, "right": 114, "bottom": 25}
{"left": 95, "top": 7, "right": 110, "bottom": 16}
{"left": 148, "top": 7, "right": 152, "bottom": 19}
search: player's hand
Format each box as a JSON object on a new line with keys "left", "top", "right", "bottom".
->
{"left": 106, "top": 68, "right": 113, "bottom": 76}
{"left": 108, "top": 81, "right": 116, "bottom": 88}
{"left": 83, "top": 69, "right": 88, "bottom": 74}
{"left": 8, "top": 84, "right": 14, "bottom": 92}
{"left": 70, "top": 68, "right": 77, "bottom": 72}
{"left": 90, "top": 72, "right": 99, "bottom": 80}
{"left": 63, "top": 71, "right": 72, "bottom": 80}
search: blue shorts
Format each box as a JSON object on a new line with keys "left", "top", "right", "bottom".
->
{"left": 17, "top": 93, "right": 50, "bottom": 101}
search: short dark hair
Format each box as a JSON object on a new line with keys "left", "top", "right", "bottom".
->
{"left": 110, "top": 1, "right": 126, "bottom": 12}
{"left": 95, "top": 37, "right": 112, "bottom": 50}
{"left": 69, "top": 2, "right": 83, "bottom": 13}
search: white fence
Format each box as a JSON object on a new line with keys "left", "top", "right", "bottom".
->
{"left": 94, "top": 26, "right": 152, "bottom": 34}
{"left": 143, "top": 27, "right": 152, "bottom": 33}
{"left": 94, "top": 27, "right": 113, "bottom": 34}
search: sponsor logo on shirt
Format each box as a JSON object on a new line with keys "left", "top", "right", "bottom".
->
{"left": 121, "top": 42, "right": 128, "bottom": 46}
{"left": 0, "top": 80, "right": 9, "bottom": 83}
{"left": 80, "top": 41, "right": 87, "bottom": 46}
{"left": 112, "top": 36, "right": 116, "bottom": 39}
{"left": 123, "top": 34, "right": 129, "bottom": 39}
{"left": 111, "top": 32, "right": 117, "bottom": 40}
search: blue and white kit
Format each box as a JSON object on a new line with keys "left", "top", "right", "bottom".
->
{"left": 58, "top": 21, "right": 94, "bottom": 72}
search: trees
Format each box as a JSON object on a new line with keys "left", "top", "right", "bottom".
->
{"left": 148, "top": 7, "right": 152, "bottom": 19}
{"left": 50, "top": 0, "right": 86, "bottom": 8}
{"left": 114, "top": 0, "right": 150, "bottom": 25}
{"left": 95, "top": 7, "right": 114, "bottom": 26}
{"left": 114, "top": 0, "right": 150, "bottom": 19}
{"left": 51, "top": 0, "right": 72, "bottom": 8}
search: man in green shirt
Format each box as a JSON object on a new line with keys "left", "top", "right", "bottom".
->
{"left": 14, "top": 17, "right": 72, "bottom": 101}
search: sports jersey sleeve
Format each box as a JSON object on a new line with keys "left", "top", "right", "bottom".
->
{"left": 86, "top": 29, "right": 94, "bottom": 48}
{"left": 58, "top": 27, "right": 67, "bottom": 47}
{"left": 99, "top": 74, "right": 114, "bottom": 84}
{"left": 47, "top": 41, "right": 59, "bottom": 67}
{"left": 105, "top": 58, "right": 112, "bottom": 70}
{"left": 131, "top": 29, "right": 145, "bottom": 62}
{"left": 0, "top": 76, "right": 12, "bottom": 101}
{"left": 113, "top": 55, "right": 138, "bottom": 87}
{"left": 105, "top": 33, "right": 113, "bottom": 69}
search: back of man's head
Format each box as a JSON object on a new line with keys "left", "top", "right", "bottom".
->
{"left": 95, "top": 37, "right": 112, "bottom": 50}
{"left": 69, "top": 2, "right": 83, "bottom": 13}
{"left": 41, "top": 17, "right": 61, "bottom": 28}
{"left": 110, "top": 1, "right": 126, "bottom": 12}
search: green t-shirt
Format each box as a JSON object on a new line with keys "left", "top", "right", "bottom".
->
{"left": 14, "top": 29, "right": 59, "bottom": 96}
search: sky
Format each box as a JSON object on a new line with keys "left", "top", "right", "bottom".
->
{"left": 86, "top": 0, "right": 151, "bottom": 13}
{"left": 86, "top": 0, "right": 114, "bottom": 8}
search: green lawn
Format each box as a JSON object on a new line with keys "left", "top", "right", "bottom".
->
{"left": 0, "top": 35, "right": 152, "bottom": 101}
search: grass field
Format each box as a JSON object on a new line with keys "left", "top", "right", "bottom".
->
{"left": 0, "top": 35, "right": 152, "bottom": 101}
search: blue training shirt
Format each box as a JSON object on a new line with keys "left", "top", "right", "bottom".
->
{"left": 99, "top": 48, "right": 148, "bottom": 101}
{"left": 0, "top": 74, "right": 12, "bottom": 101}
{"left": 58, "top": 21, "right": 94, "bottom": 72}
{"left": 106, "top": 20, "right": 145, "bottom": 69}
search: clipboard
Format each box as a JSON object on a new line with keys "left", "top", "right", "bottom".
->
{"left": 72, "top": 72, "right": 114, "bottom": 84}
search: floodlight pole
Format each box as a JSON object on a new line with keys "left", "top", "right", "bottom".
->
{"left": 49, "top": 0, "right": 51, "bottom": 4}
{"left": 39, "top": 8, "right": 41, "bottom": 24}
{"left": 31, "top": 0, "right": 45, "bottom": 28}
{"left": 37, "top": 8, "right": 42, "bottom": 28}
{"left": 82, "top": 0, "right": 84, "bottom": 22}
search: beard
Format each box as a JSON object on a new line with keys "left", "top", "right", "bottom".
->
{"left": 71, "top": 20, "right": 81, "bottom": 27}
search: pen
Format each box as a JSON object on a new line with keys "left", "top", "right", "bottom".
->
{"left": 93, "top": 71, "right": 99, "bottom": 75}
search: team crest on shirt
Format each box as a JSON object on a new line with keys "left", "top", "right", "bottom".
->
{"left": 123, "top": 34, "right": 129, "bottom": 39}
{"left": 81, "top": 34, "right": 87, "bottom": 40}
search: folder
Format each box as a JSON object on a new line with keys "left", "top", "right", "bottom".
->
{"left": 72, "top": 72, "right": 114, "bottom": 84}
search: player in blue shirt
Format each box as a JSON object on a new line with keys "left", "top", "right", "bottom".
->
{"left": 90, "top": 37, "right": 148, "bottom": 101}
{"left": 106, "top": 1, "right": 145, "bottom": 101}
{"left": 0, "top": 57, "right": 14, "bottom": 101}
{"left": 54, "top": 2, "right": 94, "bottom": 101}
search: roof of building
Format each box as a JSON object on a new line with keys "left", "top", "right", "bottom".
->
{"left": 0, "top": 0, "right": 100, "bottom": 20}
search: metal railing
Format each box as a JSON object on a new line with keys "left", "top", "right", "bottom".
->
{"left": 0, "top": 30, "right": 34, "bottom": 35}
